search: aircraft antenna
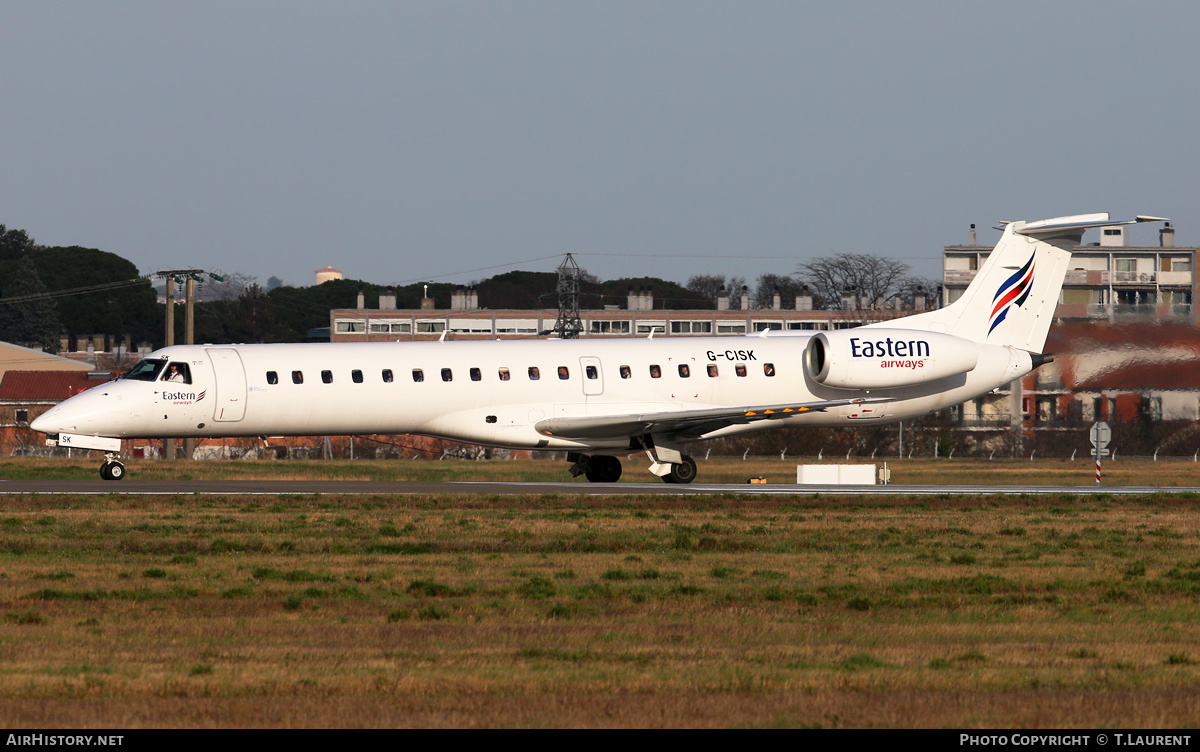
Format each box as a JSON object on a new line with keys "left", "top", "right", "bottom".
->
{"left": 552, "top": 253, "right": 584, "bottom": 339}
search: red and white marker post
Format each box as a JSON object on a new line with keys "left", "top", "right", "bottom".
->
{"left": 1090, "top": 422, "right": 1111, "bottom": 486}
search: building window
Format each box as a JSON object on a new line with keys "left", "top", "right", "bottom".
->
{"left": 15, "top": 409, "right": 28, "bottom": 424}
{"left": 292, "top": 371, "right": 304, "bottom": 384}
{"left": 322, "top": 370, "right": 333, "bottom": 384}
{"left": 335, "top": 321, "right": 366, "bottom": 333}
{"left": 590, "top": 320, "right": 631, "bottom": 334}
{"left": 382, "top": 369, "right": 393, "bottom": 383}
{"left": 717, "top": 324, "right": 746, "bottom": 334}
{"left": 417, "top": 321, "right": 446, "bottom": 333}
{"left": 266, "top": 371, "right": 278, "bottom": 385}
{"left": 470, "top": 367, "right": 482, "bottom": 382}
{"left": 352, "top": 370, "right": 363, "bottom": 383}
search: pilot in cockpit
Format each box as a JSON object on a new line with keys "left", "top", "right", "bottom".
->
{"left": 164, "top": 363, "right": 191, "bottom": 384}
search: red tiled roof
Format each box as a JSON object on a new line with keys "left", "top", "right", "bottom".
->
{"left": 0, "top": 371, "right": 109, "bottom": 401}
{"left": 1073, "top": 361, "right": 1200, "bottom": 391}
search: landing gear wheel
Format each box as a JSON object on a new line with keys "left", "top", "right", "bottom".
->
{"left": 100, "top": 461, "right": 125, "bottom": 481}
{"left": 662, "top": 455, "right": 697, "bottom": 484}
{"left": 584, "top": 456, "right": 622, "bottom": 483}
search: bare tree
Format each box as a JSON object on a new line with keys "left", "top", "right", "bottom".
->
{"left": 199, "top": 271, "right": 258, "bottom": 302}
{"left": 685, "top": 274, "right": 746, "bottom": 308}
{"left": 752, "top": 272, "right": 805, "bottom": 310}
{"left": 895, "top": 275, "right": 942, "bottom": 310}
{"left": 797, "top": 254, "right": 910, "bottom": 311}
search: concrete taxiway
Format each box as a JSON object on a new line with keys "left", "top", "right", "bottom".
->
{"left": 1, "top": 480, "right": 1198, "bottom": 496}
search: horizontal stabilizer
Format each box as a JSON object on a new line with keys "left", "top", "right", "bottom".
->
{"left": 1016, "top": 213, "right": 1168, "bottom": 238}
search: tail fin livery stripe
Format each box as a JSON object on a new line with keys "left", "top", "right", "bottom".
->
{"left": 988, "top": 254, "right": 1035, "bottom": 334}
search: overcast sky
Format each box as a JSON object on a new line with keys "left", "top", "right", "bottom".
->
{"left": 2, "top": 2, "right": 1196, "bottom": 290}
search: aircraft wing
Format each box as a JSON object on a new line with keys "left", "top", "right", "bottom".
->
{"left": 533, "top": 397, "right": 890, "bottom": 441}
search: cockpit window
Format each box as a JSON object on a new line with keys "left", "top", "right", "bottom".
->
{"left": 122, "top": 359, "right": 166, "bottom": 382}
{"left": 162, "top": 362, "right": 192, "bottom": 384}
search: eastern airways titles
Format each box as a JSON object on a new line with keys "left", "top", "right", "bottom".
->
{"left": 850, "top": 337, "right": 931, "bottom": 359}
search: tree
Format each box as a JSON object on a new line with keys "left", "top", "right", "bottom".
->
{"left": 797, "top": 253, "right": 911, "bottom": 311}
{"left": 0, "top": 256, "right": 62, "bottom": 351}
{"left": 0, "top": 224, "right": 36, "bottom": 263}
{"left": 685, "top": 274, "right": 747, "bottom": 309}
{"left": 752, "top": 273, "right": 805, "bottom": 310}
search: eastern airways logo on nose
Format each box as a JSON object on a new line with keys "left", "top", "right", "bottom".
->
{"left": 989, "top": 253, "right": 1035, "bottom": 335}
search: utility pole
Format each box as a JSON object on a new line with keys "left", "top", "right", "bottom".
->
{"left": 156, "top": 269, "right": 207, "bottom": 461}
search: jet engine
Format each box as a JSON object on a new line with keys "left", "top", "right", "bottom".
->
{"left": 804, "top": 329, "right": 979, "bottom": 389}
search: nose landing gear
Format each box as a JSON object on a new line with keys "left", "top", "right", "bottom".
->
{"left": 100, "top": 453, "right": 125, "bottom": 481}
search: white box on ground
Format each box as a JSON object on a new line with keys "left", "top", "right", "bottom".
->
{"left": 796, "top": 464, "right": 877, "bottom": 485}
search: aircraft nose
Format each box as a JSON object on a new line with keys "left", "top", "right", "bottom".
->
{"left": 30, "top": 390, "right": 112, "bottom": 435}
{"left": 30, "top": 407, "right": 61, "bottom": 434}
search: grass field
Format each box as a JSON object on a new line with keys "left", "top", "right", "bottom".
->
{"left": 2, "top": 456, "right": 1200, "bottom": 727}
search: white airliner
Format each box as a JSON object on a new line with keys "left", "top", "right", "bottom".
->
{"left": 32, "top": 213, "right": 1165, "bottom": 482}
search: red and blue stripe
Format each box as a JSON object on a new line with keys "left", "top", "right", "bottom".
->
{"left": 988, "top": 253, "right": 1035, "bottom": 335}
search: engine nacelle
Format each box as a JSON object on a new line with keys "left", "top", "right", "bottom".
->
{"left": 804, "top": 329, "right": 979, "bottom": 389}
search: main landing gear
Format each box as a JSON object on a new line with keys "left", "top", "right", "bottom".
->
{"left": 100, "top": 453, "right": 125, "bottom": 481}
{"left": 568, "top": 453, "right": 697, "bottom": 484}
{"left": 568, "top": 453, "right": 623, "bottom": 483}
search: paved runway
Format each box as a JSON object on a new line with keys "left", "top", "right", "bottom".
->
{"left": 1, "top": 479, "right": 1198, "bottom": 496}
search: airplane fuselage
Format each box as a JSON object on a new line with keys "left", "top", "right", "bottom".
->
{"left": 35, "top": 333, "right": 1033, "bottom": 453}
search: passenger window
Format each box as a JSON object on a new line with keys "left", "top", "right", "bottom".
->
{"left": 498, "top": 367, "right": 511, "bottom": 381}
{"left": 619, "top": 365, "right": 631, "bottom": 379}
{"left": 649, "top": 365, "right": 661, "bottom": 379}
{"left": 413, "top": 369, "right": 424, "bottom": 382}
{"left": 678, "top": 364, "right": 690, "bottom": 378}
{"left": 162, "top": 362, "right": 192, "bottom": 384}
{"left": 586, "top": 365, "right": 598, "bottom": 379}
{"left": 382, "top": 369, "right": 393, "bottom": 383}
{"left": 441, "top": 368, "right": 453, "bottom": 382}
{"left": 292, "top": 371, "right": 304, "bottom": 384}
{"left": 528, "top": 367, "right": 540, "bottom": 380}
{"left": 322, "top": 370, "right": 333, "bottom": 384}
{"left": 763, "top": 363, "right": 775, "bottom": 377}
{"left": 735, "top": 364, "right": 747, "bottom": 377}
{"left": 557, "top": 366, "right": 570, "bottom": 380}
{"left": 352, "top": 370, "right": 363, "bottom": 383}
{"left": 470, "top": 367, "right": 481, "bottom": 382}
{"left": 266, "top": 371, "right": 278, "bottom": 385}
{"left": 707, "top": 364, "right": 718, "bottom": 377}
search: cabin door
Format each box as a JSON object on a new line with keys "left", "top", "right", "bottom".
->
{"left": 579, "top": 357, "right": 603, "bottom": 397}
{"left": 206, "top": 348, "right": 247, "bottom": 421}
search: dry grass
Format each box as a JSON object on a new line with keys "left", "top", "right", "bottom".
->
{"left": 0, "top": 491, "right": 1198, "bottom": 727}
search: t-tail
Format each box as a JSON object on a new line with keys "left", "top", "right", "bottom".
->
{"left": 876, "top": 213, "right": 1169, "bottom": 352}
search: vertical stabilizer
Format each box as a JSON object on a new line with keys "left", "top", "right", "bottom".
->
{"left": 876, "top": 214, "right": 1166, "bottom": 352}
